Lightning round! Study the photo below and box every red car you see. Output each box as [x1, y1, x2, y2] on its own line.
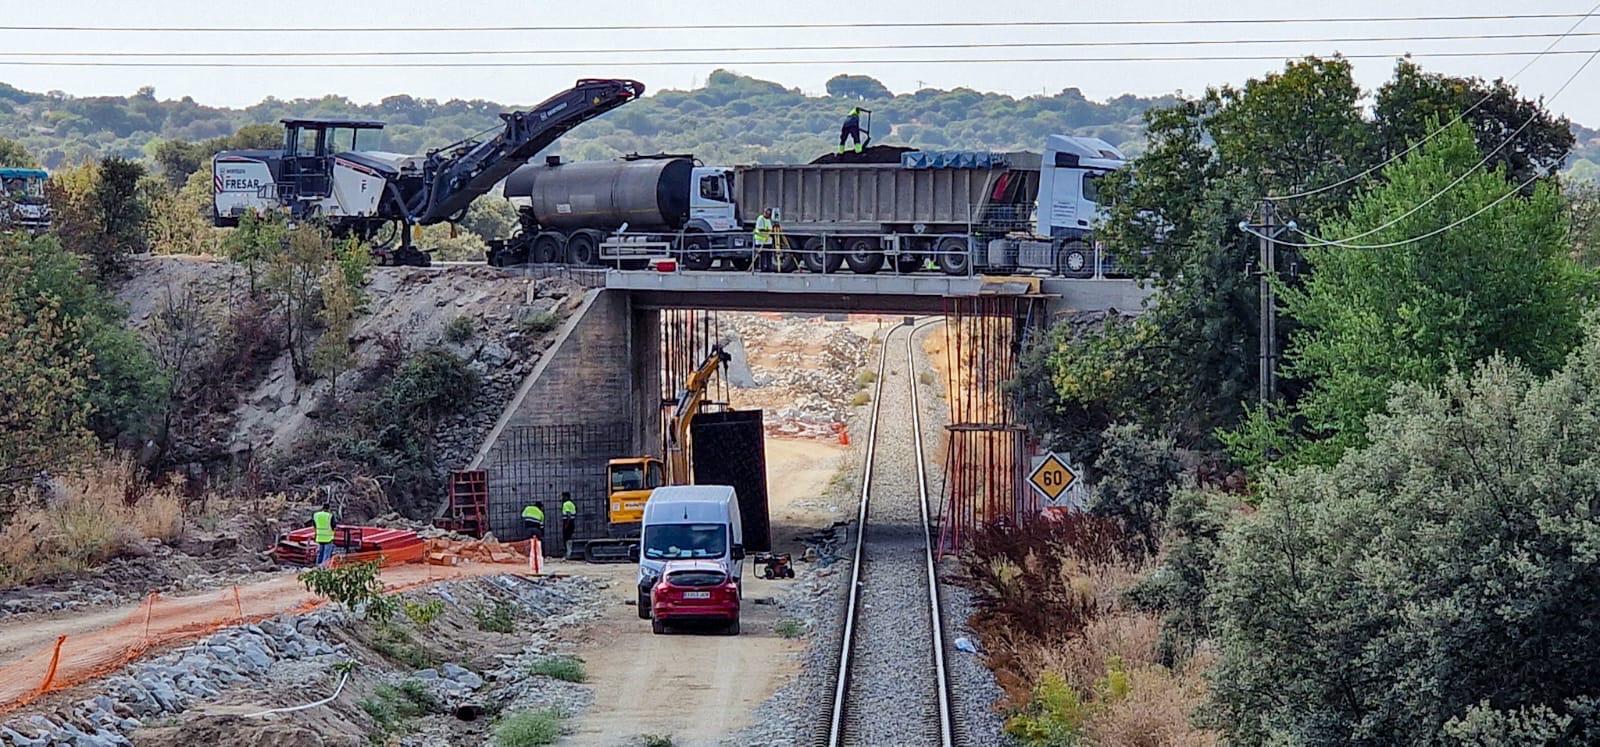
[650, 560, 740, 635]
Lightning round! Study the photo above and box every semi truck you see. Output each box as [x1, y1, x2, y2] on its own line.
[487, 134, 1128, 277]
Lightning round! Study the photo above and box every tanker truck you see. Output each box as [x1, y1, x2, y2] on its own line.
[487, 154, 748, 269]
[489, 134, 1127, 277]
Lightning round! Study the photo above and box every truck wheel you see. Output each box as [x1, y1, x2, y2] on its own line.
[801, 237, 845, 274]
[844, 238, 883, 274]
[637, 588, 652, 619]
[532, 233, 562, 264]
[681, 235, 713, 271]
[652, 619, 666, 635]
[936, 236, 971, 275]
[1057, 240, 1093, 278]
[566, 232, 599, 266]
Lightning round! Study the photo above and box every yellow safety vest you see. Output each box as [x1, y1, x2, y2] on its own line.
[562, 500, 577, 518]
[522, 505, 545, 522]
[754, 215, 774, 246]
[313, 511, 334, 544]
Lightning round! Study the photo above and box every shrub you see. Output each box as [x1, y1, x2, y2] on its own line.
[401, 598, 445, 627]
[367, 625, 437, 669]
[361, 679, 441, 736]
[1005, 671, 1090, 745]
[527, 655, 586, 683]
[850, 391, 871, 406]
[641, 735, 674, 747]
[519, 310, 561, 336]
[1088, 423, 1180, 557]
[775, 619, 805, 639]
[856, 370, 877, 386]
[444, 315, 475, 344]
[298, 560, 396, 622]
[474, 600, 517, 633]
[495, 709, 563, 747]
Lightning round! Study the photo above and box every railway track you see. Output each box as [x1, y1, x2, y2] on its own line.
[826, 318, 954, 747]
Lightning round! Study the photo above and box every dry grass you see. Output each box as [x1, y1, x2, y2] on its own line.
[1086, 657, 1217, 747]
[0, 454, 185, 586]
[1020, 613, 1162, 694]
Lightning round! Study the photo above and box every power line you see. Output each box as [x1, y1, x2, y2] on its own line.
[0, 12, 1594, 33]
[7, 49, 1600, 69]
[12, 31, 1600, 58]
[1269, 1, 1600, 201]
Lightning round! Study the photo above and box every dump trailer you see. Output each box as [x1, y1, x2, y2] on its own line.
[489, 154, 746, 269]
[732, 135, 1128, 277]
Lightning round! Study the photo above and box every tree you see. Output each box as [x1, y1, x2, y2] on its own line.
[313, 265, 356, 399]
[1086, 423, 1180, 557]
[267, 222, 332, 382]
[1375, 59, 1573, 187]
[45, 157, 151, 280]
[1227, 121, 1587, 469]
[458, 196, 518, 244]
[222, 209, 287, 295]
[1210, 326, 1600, 745]
[825, 74, 893, 101]
[0, 136, 36, 168]
[146, 287, 208, 458]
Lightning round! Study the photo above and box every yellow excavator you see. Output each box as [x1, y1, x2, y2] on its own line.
[579, 344, 731, 562]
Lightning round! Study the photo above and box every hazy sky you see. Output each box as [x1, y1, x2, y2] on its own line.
[7, 1, 1600, 123]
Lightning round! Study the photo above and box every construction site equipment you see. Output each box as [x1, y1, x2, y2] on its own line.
[691, 409, 772, 552]
[755, 552, 795, 579]
[578, 344, 732, 563]
[1, 167, 50, 234]
[213, 78, 644, 266]
[270, 525, 426, 567]
[436, 469, 491, 537]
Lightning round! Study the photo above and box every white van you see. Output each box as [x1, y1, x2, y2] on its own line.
[633, 485, 744, 619]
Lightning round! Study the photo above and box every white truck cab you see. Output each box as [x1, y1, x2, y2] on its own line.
[634, 485, 745, 619]
[1036, 134, 1128, 239]
[688, 166, 738, 232]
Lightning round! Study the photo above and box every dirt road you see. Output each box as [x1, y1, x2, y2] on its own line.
[568, 436, 847, 746]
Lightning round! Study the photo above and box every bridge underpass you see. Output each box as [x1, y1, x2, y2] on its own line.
[466, 269, 1155, 551]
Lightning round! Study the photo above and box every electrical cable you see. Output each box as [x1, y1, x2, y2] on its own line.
[8, 49, 1600, 68]
[1268, 0, 1600, 201]
[2, 12, 1594, 33]
[1276, 43, 1600, 248]
[13, 31, 1600, 58]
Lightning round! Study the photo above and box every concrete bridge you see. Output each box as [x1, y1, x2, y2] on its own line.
[462, 268, 1154, 544]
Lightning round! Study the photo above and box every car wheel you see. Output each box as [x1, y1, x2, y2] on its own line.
[532, 233, 561, 264]
[724, 619, 740, 636]
[637, 588, 651, 620]
[652, 619, 666, 635]
[566, 232, 598, 266]
[681, 235, 713, 270]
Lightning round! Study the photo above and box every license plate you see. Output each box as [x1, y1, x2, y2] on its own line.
[683, 591, 711, 599]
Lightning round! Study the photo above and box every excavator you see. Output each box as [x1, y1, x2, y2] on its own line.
[211, 78, 644, 266]
[578, 344, 732, 562]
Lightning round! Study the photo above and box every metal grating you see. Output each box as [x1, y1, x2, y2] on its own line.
[485, 422, 631, 546]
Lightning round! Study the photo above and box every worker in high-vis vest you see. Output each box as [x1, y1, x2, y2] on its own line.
[522, 501, 546, 541]
[560, 492, 578, 551]
[838, 106, 864, 154]
[753, 207, 777, 272]
[312, 509, 336, 567]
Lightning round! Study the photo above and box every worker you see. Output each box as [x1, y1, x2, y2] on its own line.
[560, 492, 578, 549]
[312, 508, 336, 567]
[522, 501, 546, 541]
[753, 207, 776, 272]
[838, 106, 864, 154]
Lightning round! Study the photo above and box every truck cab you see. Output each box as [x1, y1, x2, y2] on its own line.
[1, 167, 50, 234]
[1035, 134, 1127, 240]
[214, 118, 393, 225]
[688, 166, 737, 232]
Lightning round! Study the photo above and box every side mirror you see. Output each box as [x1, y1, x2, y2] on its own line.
[731, 544, 745, 561]
[628, 545, 640, 562]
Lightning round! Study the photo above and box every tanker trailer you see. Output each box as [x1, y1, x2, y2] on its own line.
[488, 154, 744, 269]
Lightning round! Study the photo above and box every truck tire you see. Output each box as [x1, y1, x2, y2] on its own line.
[681, 234, 713, 271]
[566, 232, 599, 266]
[532, 233, 562, 264]
[936, 236, 971, 275]
[637, 588, 652, 619]
[1057, 240, 1093, 278]
[844, 237, 883, 274]
[801, 237, 845, 274]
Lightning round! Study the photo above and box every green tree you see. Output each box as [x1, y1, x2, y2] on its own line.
[825, 74, 893, 100]
[458, 196, 518, 244]
[267, 222, 332, 382]
[222, 209, 287, 295]
[1210, 327, 1600, 745]
[45, 157, 151, 280]
[1086, 423, 1180, 557]
[0, 136, 36, 168]
[1229, 121, 1587, 469]
[314, 264, 356, 399]
[1375, 59, 1573, 186]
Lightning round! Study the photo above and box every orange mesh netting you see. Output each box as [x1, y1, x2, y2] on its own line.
[0, 543, 532, 714]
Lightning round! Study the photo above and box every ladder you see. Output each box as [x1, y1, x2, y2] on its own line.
[437, 470, 490, 537]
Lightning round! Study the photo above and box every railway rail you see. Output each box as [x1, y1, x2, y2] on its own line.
[826, 317, 954, 747]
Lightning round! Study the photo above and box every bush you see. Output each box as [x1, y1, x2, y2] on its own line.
[775, 619, 805, 639]
[474, 600, 517, 633]
[527, 655, 586, 683]
[444, 315, 475, 344]
[367, 625, 437, 669]
[519, 310, 561, 336]
[298, 560, 396, 622]
[0, 454, 184, 586]
[1088, 423, 1181, 557]
[850, 391, 871, 406]
[361, 679, 441, 736]
[495, 709, 564, 747]
[856, 370, 877, 386]
[401, 598, 445, 627]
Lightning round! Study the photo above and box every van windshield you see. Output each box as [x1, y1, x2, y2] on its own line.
[643, 523, 726, 560]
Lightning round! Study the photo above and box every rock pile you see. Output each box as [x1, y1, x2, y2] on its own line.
[722, 314, 871, 440]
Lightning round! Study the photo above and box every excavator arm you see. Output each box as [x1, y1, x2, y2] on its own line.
[409, 78, 645, 225]
[664, 345, 732, 484]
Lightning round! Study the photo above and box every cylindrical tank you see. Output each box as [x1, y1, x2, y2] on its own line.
[504, 157, 693, 233]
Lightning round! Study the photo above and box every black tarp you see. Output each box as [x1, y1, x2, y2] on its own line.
[690, 410, 772, 552]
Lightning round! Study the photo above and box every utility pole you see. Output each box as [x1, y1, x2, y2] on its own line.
[1252, 200, 1281, 404]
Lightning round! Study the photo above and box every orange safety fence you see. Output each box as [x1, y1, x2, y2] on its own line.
[0, 541, 533, 715]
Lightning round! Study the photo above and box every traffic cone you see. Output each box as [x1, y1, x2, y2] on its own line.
[528, 536, 543, 575]
[836, 423, 850, 446]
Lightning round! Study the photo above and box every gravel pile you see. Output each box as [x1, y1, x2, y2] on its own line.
[723, 314, 871, 439]
[1, 611, 348, 746]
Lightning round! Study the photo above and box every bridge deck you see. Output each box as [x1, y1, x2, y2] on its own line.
[604, 269, 1153, 315]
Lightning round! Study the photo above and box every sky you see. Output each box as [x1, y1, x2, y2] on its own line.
[6, 0, 1600, 124]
